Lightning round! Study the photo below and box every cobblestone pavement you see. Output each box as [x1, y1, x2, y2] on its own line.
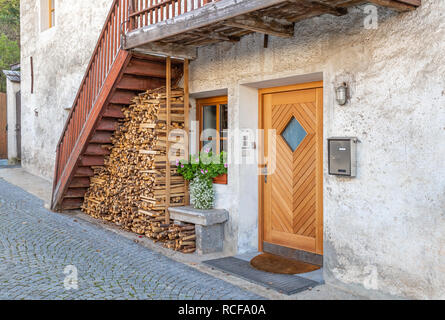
[0, 178, 263, 300]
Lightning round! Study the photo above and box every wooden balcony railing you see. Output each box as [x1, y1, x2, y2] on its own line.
[52, 0, 217, 208]
[128, 0, 219, 31]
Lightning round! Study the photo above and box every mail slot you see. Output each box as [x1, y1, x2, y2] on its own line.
[328, 137, 357, 177]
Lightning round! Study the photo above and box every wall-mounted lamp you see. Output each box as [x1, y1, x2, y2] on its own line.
[335, 82, 348, 106]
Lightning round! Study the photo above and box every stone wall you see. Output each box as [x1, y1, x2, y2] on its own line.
[20, 0, 111, 180]
[188, 0, 445, 299]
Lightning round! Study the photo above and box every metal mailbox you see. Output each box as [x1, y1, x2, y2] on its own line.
[328, 137, 358, 177]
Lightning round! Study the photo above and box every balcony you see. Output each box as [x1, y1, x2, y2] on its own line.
[123, 0, 421, 59]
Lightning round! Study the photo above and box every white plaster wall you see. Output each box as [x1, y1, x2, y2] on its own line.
[188, 0, 445, 299]
[6, 79, 21, 162]
[20, 0, 112, 180]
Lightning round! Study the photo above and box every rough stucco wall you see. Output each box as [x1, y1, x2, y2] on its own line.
[188, 0, 445, 299]
[20, 0, 112, 180]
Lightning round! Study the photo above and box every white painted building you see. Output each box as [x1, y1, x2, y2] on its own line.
[20, 0, 111, 179]
[20, 0, 445, 299]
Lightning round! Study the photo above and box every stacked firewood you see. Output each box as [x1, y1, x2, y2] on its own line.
[163, 224, 196, 253]
[82, 87, 195, 253]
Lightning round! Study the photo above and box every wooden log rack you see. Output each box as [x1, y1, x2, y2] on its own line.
[165, 57, 190, 224]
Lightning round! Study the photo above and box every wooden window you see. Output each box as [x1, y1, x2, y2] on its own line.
[197, 96, 228, 184]
[49, 0, 55, 28]
[197, 96, 228, 153]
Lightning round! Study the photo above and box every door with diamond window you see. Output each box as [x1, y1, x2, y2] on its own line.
[260, 82, 323, 254]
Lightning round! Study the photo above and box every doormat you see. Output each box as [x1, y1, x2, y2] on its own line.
[203, 257, 320, 295]
[250, 253, 321, 275]
[0, 160, 20, 169]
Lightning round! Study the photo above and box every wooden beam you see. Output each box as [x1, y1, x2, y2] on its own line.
[395, 0, 421, 5]
[183, 59, 190, 206]
[189, 31, 240, 43]
[224, 15, 294, 38]
[165, 56, 171, 224]
[30, 56, 33, 94]
[288, 0, 348, 17]
[132, 42, 197, 60]
[367, 0, 420, 11]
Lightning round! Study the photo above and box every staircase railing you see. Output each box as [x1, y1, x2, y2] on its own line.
[52, 0, 129, 207]
[52, 0, 218, 208]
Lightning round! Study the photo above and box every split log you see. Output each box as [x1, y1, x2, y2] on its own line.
[81, 87, 195, 253]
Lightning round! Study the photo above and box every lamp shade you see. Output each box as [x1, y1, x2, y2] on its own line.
[336, 83, 348, 105]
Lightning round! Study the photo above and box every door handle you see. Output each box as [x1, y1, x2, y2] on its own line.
[262, 165, 268, 183]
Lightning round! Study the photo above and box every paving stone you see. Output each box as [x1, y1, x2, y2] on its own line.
[0, 178, 262, 300]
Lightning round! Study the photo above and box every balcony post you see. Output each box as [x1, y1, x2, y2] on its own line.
[128, 0, 136, 30]
[165, 56, 172, 224]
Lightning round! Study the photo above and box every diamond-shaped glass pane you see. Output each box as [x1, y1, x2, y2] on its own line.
[281, 117, 307, 152]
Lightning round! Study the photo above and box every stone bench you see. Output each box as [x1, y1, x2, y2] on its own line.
[168, 206, 229, 255]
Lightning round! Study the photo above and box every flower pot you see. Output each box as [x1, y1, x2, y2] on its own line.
[213, 173, 228, 185]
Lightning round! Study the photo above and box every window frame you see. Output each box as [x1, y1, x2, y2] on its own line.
[196, 96, 228, 185]
[196, 96, 228, 154]
[49, 0, 55, 28]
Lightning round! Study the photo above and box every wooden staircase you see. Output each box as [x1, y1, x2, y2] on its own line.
[51, 0, 185, 211]
[53, 52, 183, 211]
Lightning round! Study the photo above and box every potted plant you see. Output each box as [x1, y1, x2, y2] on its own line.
[176, 151, 228, 210]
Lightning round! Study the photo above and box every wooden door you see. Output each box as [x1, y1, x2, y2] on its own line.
[260, 82, 323, 255]
[16, 91, 21, 159]
[0, 92, 7, 159]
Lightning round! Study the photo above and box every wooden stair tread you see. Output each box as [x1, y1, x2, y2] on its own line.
[110, 90, 139, 105]
[61, 198, 84, 210]
[69, 177, 90, 188]
[124, 59, 166, 78]
[74, 167, 95, 177]
[85, 144, 111, 156]
[117, 75, 165, 91]
[79, 156, 105, 167]
[96, 119, 119, 131]
[64, 188, 88, 198]
[90, 131, 113, 143]
[103, 104, 125, 118]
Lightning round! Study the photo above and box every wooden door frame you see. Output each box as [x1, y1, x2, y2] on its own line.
[258, 81, 323, 253]
[15, 91, 21, 160]
[0, 92, 7, 159]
